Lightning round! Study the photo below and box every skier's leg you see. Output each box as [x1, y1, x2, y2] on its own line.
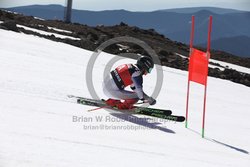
[102, 76, 122, 106]
[124, 98, 139, 105]
[105, 99, 121, 107]
[106, 88, 139, 109]
[103, 76, 138, 99]
[103, 76, 139, 109]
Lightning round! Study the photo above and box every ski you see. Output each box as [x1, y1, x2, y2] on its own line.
[68, 95, 185, 122]
[68, 95, 172, 115]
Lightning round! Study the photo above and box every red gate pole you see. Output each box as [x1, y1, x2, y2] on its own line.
[185, 80, 190, 128]
[202, 16, 212, 138]
[185, 15, 195, 128]
[190, 15, 195, 49]
[202, 84, 208, 138]
[207, 16, 213, 57]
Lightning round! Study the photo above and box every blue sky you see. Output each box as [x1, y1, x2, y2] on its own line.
[0, 0, 249, 11]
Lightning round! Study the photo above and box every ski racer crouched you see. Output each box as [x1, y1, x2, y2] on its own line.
[103, 56, 156, 109]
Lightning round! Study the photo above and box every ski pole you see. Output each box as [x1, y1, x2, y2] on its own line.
[87, 105, 110, 112]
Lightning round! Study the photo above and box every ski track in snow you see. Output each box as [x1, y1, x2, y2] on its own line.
[0, 29, 250, 167]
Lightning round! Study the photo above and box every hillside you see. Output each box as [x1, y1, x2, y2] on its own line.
[0, 21, 250, 167]
[198, 36, 250, 57]
[0, 9, 250, 87]
[5, 5, 250, 57]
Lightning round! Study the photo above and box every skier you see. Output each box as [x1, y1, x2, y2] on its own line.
[103, 56, 156, 109]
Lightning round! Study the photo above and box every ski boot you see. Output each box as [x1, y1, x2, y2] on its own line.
[116, 98, 138, 110]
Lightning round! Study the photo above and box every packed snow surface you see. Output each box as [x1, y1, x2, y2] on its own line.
[175, 52, 250, 74]
[17, 24, 80, 40]
[47, 26, 73, 34]
[0, 29, 250, 167]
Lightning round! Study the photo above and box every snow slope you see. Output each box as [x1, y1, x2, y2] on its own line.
[175, 52, 250, 74]
[209, 58, 250, 74]
[0, 29, 250, 167]
[17, 24, 80, 40]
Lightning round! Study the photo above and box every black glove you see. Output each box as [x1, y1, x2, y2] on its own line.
[142, 97, 156, 105]
[148, 97, 156, 105]
[130, 85, 136, 90]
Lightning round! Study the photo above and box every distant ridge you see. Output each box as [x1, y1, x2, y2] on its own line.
[156, 7, 247, 14]
[198, 36, 250, 57]
[4, 4, 65, 10]
[5, 5, 250, 57]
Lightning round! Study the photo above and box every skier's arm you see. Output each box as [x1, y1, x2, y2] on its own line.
[131, 76, 156, 105]
[131, 76, 144, 100]
[130, 65, 156, 105]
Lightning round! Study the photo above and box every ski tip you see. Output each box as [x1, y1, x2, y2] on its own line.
[175, 116, 185, 122]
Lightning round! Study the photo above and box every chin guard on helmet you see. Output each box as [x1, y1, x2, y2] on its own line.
[136, 56, 154, 73]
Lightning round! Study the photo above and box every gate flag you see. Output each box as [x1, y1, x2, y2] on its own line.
[185, 15, 212, 138]
[188, 49, 209, 86]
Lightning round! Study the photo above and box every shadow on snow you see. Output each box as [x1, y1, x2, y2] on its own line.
[110, 112, 175, 134]
[187, 128, 249, 155]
